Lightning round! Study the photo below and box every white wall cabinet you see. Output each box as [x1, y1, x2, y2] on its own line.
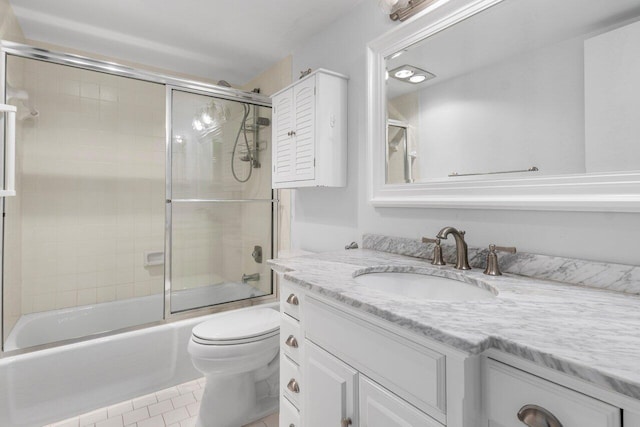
[271, 69, 348, 189]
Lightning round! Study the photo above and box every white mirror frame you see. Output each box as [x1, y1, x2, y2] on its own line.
[367, 0, 640, 212]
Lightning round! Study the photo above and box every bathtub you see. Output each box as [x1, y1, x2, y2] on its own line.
[0, 295, 276, 427]
[5, 282, 267, 351]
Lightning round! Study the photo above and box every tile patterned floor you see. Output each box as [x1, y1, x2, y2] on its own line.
[43, 378, 278, 427]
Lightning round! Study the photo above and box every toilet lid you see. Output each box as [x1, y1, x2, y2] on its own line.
[192, 308, 280, 344]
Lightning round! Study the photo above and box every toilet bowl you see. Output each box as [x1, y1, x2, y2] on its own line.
[188, 307, 280, 427]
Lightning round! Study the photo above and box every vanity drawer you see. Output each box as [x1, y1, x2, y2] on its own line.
[305, 297, 446, 421]
[281, 313, 302, 363]
[281, 355, 302, 409]
[281, 281, 303, 320]
[280, 395, 301, 427]
[485, 359, 621, 427]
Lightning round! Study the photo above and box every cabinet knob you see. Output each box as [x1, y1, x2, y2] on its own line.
[285, 335, 299, 348]
[517, 404, 562, 427]
[287, 378, 300, 393]
[286, 293, 299, 306]
[341, 418, 352, 427]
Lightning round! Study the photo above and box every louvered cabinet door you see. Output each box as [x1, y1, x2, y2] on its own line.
[273, 89, 294, 184]
[292, 76, 316, 182]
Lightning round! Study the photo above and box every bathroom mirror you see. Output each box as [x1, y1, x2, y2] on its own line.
[367, 0, 640, 211]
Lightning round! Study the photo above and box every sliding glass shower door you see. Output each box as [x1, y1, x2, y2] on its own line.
[168, 89, 274, 313]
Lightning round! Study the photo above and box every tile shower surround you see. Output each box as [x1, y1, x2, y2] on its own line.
[7, 58, 166, 317]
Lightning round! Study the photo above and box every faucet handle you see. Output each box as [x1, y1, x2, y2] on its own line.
[422, 237, 446, 266]
[491, 244, 516, 254]
[483, 244, 517, 276]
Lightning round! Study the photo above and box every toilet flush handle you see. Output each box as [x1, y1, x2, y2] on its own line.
[286, 293, 299, 305]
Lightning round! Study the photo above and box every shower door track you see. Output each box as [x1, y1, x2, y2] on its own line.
[0, 41, 277, 357]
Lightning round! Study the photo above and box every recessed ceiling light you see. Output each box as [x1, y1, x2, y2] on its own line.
[388, 64, 436, 84]
[394, 69, 414, 79]
[389, 50, 405, 60]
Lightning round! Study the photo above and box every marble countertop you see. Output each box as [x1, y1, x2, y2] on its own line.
[269, 249, 640, 400]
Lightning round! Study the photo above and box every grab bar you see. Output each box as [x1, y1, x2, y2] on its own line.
[0, 103, 17, 197]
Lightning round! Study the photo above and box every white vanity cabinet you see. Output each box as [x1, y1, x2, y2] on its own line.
[271, 69, 348, 189]
[278, 279, 450, 427]
[277, 278, 638, 427]
[279, 282, 304, 427]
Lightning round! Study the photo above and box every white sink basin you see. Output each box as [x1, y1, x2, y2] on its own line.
[353, 271, 497, 301]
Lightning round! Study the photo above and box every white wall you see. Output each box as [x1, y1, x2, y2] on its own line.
[290, 0, 639, 266]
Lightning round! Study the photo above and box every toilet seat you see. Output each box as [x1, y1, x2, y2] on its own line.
[191, 308, 279, 346]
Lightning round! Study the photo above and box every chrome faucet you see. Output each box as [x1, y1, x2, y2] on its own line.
[436, 226, 471, 270]
[241, 273, 260, 283]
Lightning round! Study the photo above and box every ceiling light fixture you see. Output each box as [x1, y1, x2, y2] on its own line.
[394, 69, 414, 79]
[388, 64, 436, 84]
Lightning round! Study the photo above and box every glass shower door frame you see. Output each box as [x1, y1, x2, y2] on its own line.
[164, 86, 277, 320]
[0, 41, 277, 356]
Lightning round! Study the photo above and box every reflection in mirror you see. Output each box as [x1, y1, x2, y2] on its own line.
[387, 120, 417, 183]
[384, 0, 640, 184]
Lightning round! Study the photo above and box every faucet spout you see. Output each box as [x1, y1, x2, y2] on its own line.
[436, 226, 471, 270]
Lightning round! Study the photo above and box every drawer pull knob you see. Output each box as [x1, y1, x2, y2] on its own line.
[286, 293, 299, 305]
[341, 418, 352, 427]
[518, 404, 562, 427]
[285, 335, 299, 348]
[287, 378, 300, 393]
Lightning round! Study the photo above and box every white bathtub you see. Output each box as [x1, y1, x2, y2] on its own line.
[0, 297, 276, 427]
[5, 282, 267, 351]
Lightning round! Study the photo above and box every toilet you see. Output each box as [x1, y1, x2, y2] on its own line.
[188, 307, 280, 427]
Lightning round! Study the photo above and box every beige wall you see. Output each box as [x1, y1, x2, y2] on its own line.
[242, 56, 293, 255]
[0, 0, 25, 42]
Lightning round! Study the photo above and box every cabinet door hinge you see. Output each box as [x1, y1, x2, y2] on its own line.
[314, 86, 316, 95]
[314, 158, 316, 167]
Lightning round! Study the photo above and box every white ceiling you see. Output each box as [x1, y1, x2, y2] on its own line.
[9, 0, 365, 85]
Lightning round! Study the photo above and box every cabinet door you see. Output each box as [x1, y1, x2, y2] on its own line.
[360, 376, 442, 427]
[273, 88, 294, 183]
[292, 76, 316, 182]
[304, 341, 357, 427]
